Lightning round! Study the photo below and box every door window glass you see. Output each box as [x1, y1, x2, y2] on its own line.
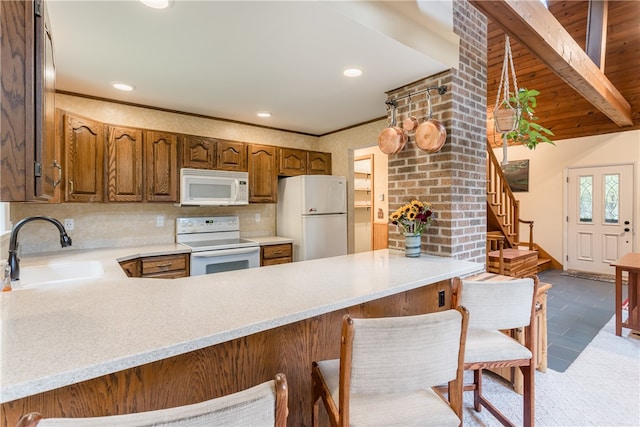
[604, 174, 619, 224]
[579, 175, 593, 222]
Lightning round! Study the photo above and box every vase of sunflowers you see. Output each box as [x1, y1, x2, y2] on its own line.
[389, 200, 434, 257]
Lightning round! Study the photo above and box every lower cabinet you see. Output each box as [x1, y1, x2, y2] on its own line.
[260, 243, 292, 266]
[119, 253, 190, 279]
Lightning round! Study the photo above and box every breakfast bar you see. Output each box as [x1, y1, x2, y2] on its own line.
[0, 247, 482, 427]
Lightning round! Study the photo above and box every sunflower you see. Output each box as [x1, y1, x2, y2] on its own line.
[388, 199, 434, 234]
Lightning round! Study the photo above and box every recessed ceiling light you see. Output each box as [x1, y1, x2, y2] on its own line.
[343, 67, 363, 78]
[112, 82, 135, 91]
[141, 0, 174, 9]
[257, 112, 271, 118]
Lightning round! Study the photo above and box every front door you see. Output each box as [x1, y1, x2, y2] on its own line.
[566, 164, 634, 274]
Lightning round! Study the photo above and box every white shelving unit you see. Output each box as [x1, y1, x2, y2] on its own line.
[354, 155, 373, 252]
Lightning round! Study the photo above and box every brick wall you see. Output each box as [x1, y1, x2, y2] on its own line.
[387, 0, 487, 263]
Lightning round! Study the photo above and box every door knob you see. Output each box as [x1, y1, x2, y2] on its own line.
[624, 228, 630, 232]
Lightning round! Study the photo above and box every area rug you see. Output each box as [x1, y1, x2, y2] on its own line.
[463, 315, 640, 426]
[561, 269, 627, 284]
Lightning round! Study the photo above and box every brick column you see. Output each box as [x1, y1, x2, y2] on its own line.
[387, 0, 487, 263]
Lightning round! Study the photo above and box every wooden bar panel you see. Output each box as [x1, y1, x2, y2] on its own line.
[0, 280, 450, 427]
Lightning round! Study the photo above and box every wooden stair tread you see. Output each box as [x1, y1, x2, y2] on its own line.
[488, 248, 538, 259]
[488, 248, 538, 278]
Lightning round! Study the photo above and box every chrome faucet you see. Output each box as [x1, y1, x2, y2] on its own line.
[7, 216, 72, 282]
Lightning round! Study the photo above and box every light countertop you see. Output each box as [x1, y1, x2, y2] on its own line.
[247, 236, 294, 246]
[0, 247, 482, 403]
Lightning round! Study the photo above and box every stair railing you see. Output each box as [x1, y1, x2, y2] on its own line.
[486, 147, 520, 246]
[519, 219, 534, 250]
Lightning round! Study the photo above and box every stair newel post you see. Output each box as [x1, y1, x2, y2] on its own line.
[514, 200, 520, 244]
[486, 158, 492, 199]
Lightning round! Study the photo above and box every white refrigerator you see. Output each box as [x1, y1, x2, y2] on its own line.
[277, 175, 347, 262]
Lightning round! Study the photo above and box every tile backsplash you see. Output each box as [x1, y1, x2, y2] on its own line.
[10, 202, 276, 255]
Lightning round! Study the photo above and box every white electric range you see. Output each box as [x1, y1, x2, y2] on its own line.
[176, 216, 260, 276]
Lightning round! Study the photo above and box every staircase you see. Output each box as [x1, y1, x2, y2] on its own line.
[486, 147, 558, 275]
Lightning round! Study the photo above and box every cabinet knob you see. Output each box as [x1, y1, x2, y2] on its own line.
[69, 180, 74, 193]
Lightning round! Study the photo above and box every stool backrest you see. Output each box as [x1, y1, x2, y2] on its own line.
[347, 309, 466, 394]
[458, 277, 536, 330]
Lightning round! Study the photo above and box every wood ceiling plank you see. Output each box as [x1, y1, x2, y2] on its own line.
[471, 0, 633, 127]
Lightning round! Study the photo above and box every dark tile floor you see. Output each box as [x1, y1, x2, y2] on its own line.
[538, 269, 623, 372]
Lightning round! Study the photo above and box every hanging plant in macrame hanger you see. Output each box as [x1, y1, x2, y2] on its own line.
[493, 35, 520, 165]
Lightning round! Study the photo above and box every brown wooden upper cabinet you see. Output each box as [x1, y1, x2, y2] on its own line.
[248, 144, 278, 203]
[63, 112, 104, 202]
[1, 0, 59, 201]
[278, 148, 332, 176]
[278, 148, 306, 176]
[106, 126, 143, 202]
[307, 151, 332, 175]
[180, 134, 216, 169]
[145, 131, 178, 202]
[217, 140, 247, 171]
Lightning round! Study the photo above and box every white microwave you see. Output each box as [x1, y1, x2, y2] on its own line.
[179, 168, 249, 206]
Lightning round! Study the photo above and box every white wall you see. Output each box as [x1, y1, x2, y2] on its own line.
[493, 129, 640, 264]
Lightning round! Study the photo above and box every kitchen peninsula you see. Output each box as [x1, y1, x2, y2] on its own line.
[0, 247, 482, 426]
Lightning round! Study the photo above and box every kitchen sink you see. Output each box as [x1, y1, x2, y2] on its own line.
[13, 261, 104, 290]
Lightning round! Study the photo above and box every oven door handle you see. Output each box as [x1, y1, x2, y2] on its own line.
[191, 247, 260, 258]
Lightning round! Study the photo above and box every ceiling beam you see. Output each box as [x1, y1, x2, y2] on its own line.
[470, 0, 633, 127]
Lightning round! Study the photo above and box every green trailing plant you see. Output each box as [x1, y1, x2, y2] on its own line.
[503, 88, 555, 149]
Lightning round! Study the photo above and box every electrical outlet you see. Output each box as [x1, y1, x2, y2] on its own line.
[156, 215, 164, 227]
[255, 213, 261, 223]
[438, 290, 446, 307]
[64, 218, 74, 231]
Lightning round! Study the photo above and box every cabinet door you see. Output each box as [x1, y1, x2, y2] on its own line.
[145, 131, 178, 202]
[278, 148, 306, 176]
[1, 0, 58, 201]
[107, 126, 143, 202]
[180, 135, 216, 169]
[34, 1, 58, 200]
[64, 113, 104, 202]
[307, 151, 332, 175]
[248, 144, 277, 203]
[119, 259, 140, 278]
[216, 140, 247, 171]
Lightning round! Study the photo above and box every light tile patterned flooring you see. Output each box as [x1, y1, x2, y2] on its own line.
[538, 269, 622, 372]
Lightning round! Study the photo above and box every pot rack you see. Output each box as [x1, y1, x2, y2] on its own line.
[384, 85, 447, 108]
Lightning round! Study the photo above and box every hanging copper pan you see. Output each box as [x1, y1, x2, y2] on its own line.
[378, 103, 407, 155]
[402, 96, 419, 132]
[415, 93, 446, 153]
